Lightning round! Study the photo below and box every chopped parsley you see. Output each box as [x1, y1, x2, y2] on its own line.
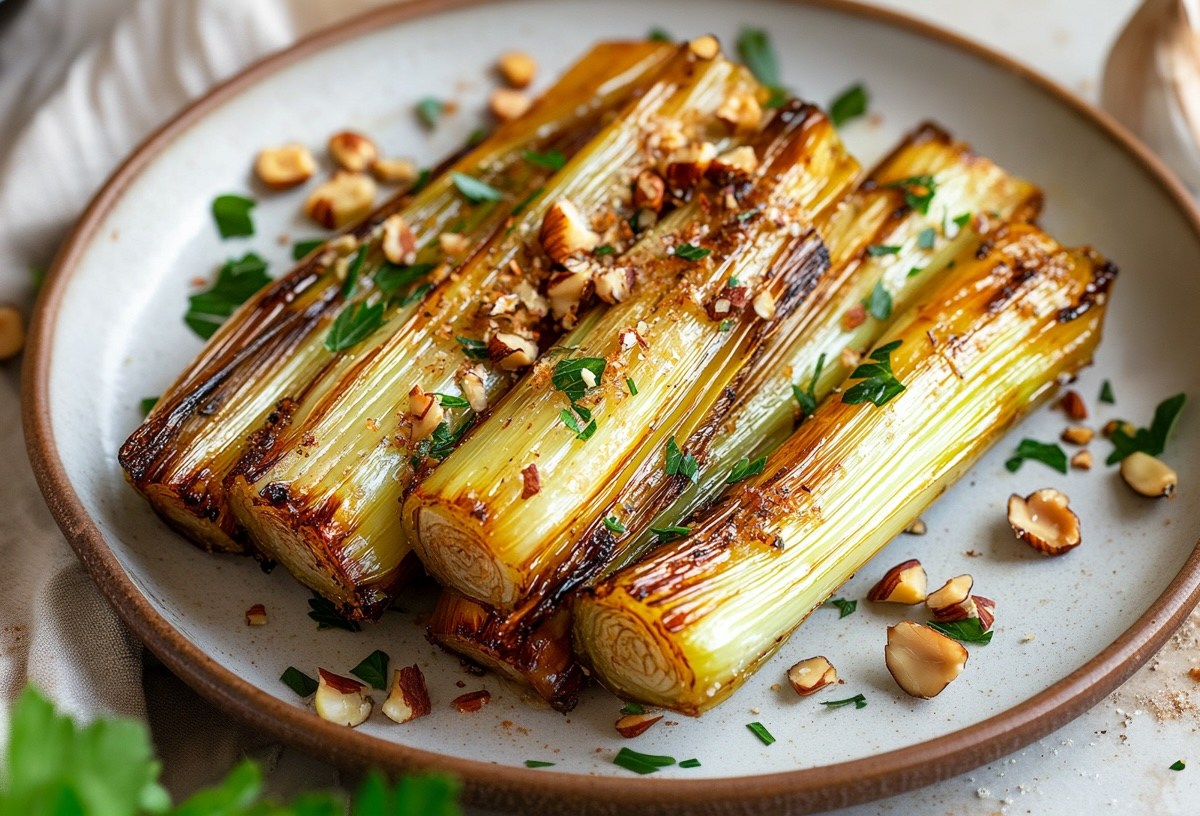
[399, 282, 433, 307]
[292, 237, 325, 260]
[341, 246, 367, 298]
[416, 97, 443, 128]
[650, 524, 690, 543]
[679, 758, 702, 769]
[210, 194, 256, 238]
[647, 27, 672, 42]
[824, 597, 857, 618]
[524, 760, 556, 768]
[424, 415, 475, 461]
[349, 649, 390, 690]
[451, 172, 503, 203]
[867, 244, 901, 257]
[1170, 759, 1186, 771]
[953, 211, 972, 229]
[620, 702, 644, 715]
[865, 280, 892, 321]
[841, 340, 905, 407]
[821, 693, 868, 710]
[906, 266, 925, 279]
[746, 721, 775, 746]
[829, 82, 868, 127]
[560, 405, 597, 441]
[885, 175, 938, 215]
[455, 335, 490, 360]
[1004, 438, 1068, 474]
[665, 436, 699, 483]
[279, 667, 318, 697]
[306, 594, 362, 632]
[613, 747, 675, 775]
[375, 262, 435, 295]
[726, 455, 767, 484]
[1099, 379, 1115, 404]
[1105, 393, 1186, 465]
[718, 318, 734, 332]
[792, 353, 826, 417]
[917, 227, 937, 250]
[185, 252, 271, 339]
[523, 149, 567, 171]
[928, 618, 993, 644]
[594, 244, 616, 256]
[467, 128, 489, 147]
[626, 377, 638, 396]
[433, 393, 470, 409]
[604, 516, 627, 534]
[674, 243, 710, 261]
[552, 356, 606, 402]
[324, 301, 384, 353]
[736, 28, 786, 107]
[139, 396, 158, 416]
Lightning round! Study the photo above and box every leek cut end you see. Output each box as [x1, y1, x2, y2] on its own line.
[410, 501, 518, 609]
[143, 483, 245, 555]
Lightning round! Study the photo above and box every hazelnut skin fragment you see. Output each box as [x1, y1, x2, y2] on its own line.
[884, 621, 968, 699]
[382, 665, 432, 724]
[867, 559, 927, 605]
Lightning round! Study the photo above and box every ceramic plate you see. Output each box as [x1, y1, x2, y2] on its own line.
[24, 0, 1200, 813]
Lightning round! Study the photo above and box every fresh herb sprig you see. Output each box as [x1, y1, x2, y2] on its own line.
[185, 253, 271, 339]
[842, 340, 905, 407]
[211, 194, 256, 238]
[884, 175, 938, 215]
[821, 693, 868, 710]
[824, 597, 857, 618]
[927, 618, 993, 644]
[665, 436, 699, 483]
[792, 353, 826, 417]
[829, 83, 868, 127]
[1004, 438, 1068, 474]
[1105, 393, 1186, 465]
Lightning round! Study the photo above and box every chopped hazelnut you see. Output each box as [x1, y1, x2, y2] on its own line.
[615, 710, 663, 738]
[315, 668, 372, 727]
[786, 656, 840, 696]
[254, 144, 316, 189]
[458, 367, 488, 412]
[633, 169, 666, 213]
[1007, 488, 1081, 556]
[711, 145, 759, 177]
[382, 665, 432, 724]
[408, 385, 444, 442]
[490, 88, 531, 121]
[1061, 425, 1094, 445]
[867, 559, 927, 604]
[540, 199, 600, 264]
[371, 157, 419, 187]
[664, 142, 717, 192]
[595, 267, 634, 304]
[753, 290, 776, 320]
[1103, 419, 1136, 438]
[841, 304, 866, 331]
[688, 34, 720, 60]
[1120, 451, 1177, 498]
[904, 518, 927, 535]
[884, 621, 968, 699]
[304, 172, 376, 229]
[244, 604, 267, 626]
[452, 689, 491, 712]
[521, 463, 541, 499]
[1057, 390, 1088, 420]
[497, 51, 537, 88]
[439, 232, 471, 258]
[381, 214, 418, 265]
[926, 574, 975, 621]
[1070, 449, 1093, 470]
[546, 269, 591, 322]
[717, 91, 763, 134]
[328, 131, 379, 173]
[488, 332, 539, 370]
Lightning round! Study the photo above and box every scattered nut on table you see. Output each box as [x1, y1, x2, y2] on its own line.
[885, 621, 968, 699]
[1007, 488, 1081, 556]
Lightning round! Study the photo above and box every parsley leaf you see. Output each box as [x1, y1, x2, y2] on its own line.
[927, 618, 993, 644]
[604, 516, 627, 534]
[420, 416, 476, 462]
[211, 193, 255, 238]
[665, 436, 699, 483]
[917, 227, 937, 249]
[594, 244, 616, 256]
[746, 721, 775, 745]
[867, 244, 901, 257]
[416, 97, 444, 128]
[433, 393, 471, 409]
[292, 237, 326, 260]
[650, 524, 690, 542]
[613, 747, 675, 775]
[1105, 393, 1186, 465]
[552, 356, 606, 402]
[647, 27, 672, 42]
[1004, 438, 1068, 474]
[829, 82, 868, 127]
[679, 758, 702, 768]
[626, 377, 638, 396]
[139, 396, 159, 416]
[377, 262, 436, 299]
[560, 406, 597, 441]
[349, 649, 390, 690]
[907, 265, 925, 278]
[842, 340, 905, 407]
[792, 353, 826, 417]
[185, 253, 271, 339]
[307, 594, 362, 632]
[324, 301, 384, 353]
[342, 246, 367, 298]
[1170, 759, 1186, 771]
[455, 336, 490, 360]
[821, 693, 868, 710]
[451, 172, 503, 203]
[736, 28, 786, 105]
[952, 211, 972, 229]
[523, 149, 566, 171]
[865, 280, 892, 321]
[674, 243, 710, 261]
[524, 760, 556, 768]
[726, 455, 767, 484]
[1099, 379, 1115, 404]
[280, 667, 318, 697]
[621, 702, 644, 715]
[824, 597, 857, 618]
[884, 175, 938, 215]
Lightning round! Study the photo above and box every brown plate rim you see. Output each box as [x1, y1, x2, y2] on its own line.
[22, 0, 1200, 812]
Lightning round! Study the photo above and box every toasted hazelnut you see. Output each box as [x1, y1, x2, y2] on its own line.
[497, 51, 536, 88]
[1057, 390, 1088, 420]
[1120, 451, 1177, 498]
[244, 603, 267, 626]
[885, 621, 968, 699]
[546, 269, 591, 322]
[254, 144, 316, 189]
[973, 596, 996, 633]
[408, 385, 444, 442]
[452, 689, 491, 712]
[595, 266, 634, 304]
[381, 214, 418, 265]
[1189, 667, 1200, 683]
[1007, 488, 1081, 556]
[786, 656, 840, 696]
[305, 172, 376, 229]
[1061, 425, 1094, 445]
[0, 306, 26, 361]
[615, 710, 663, 738]
[1071, 449, 1093, 470]
[688, 34, 720, 60]
[328, 131, 379, 173]
[664, 142, 717, 192]
[904, 518, 927, 535]
[753, 290, 776, 320]
[382, 665, 431, 724]
[490, 88, 531, 121]
[633, 169, 666, 213]
[926, 574, 975, 621]
[315, 668, 372, 727]
[514, 279, 549, 317]
[488, 332, 539, 370]
[439, 232, 471, 258]
[372, 157, 419, 186]
[458, 367, 488, 412]
[717, 92, 763, 134]
[867, 559, 927, 604]
[540, 199, 600, 264]
[711, 145, 759, 177]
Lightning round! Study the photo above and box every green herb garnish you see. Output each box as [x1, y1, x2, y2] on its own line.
[792, 353, 826, 417]
[736, 28, 785, 106]
[324, 301, 384, 353]
[525, 760, 556, 768]
[679, 758, 702, 769]
[867, 244, 901, 257]
[552, 357, 606, 402]
[907, 266, 924, 278]
[885, 175, 938, 215]
[306, 594, 362, 632]
[594, 244, 616, 256]
[280, 667, 318, 697]
[523, 149, 567, 171]
[647, 27, 672, 42]
[821, 693, 868, 710]
[560, 406, 597, 441]
[650, 524, 690, 543]
[865, 280, 892, 321]
[376, 262, 436, 296]
[842, 340, 905, 407]
[400, 282, 433, 307]
[1099, 379, 1115, 404]
[829, 83, 868, 127]
[746, 721, 775, 745]
[185, 252, 271, 339]
[211, 194, 255, 238]
[613, 747, 675, 775]
[718, 318, 734, 332]
[292, 237, 325, 260]
[626, 377, 638, 396]
[604, 516, 628, 534]
[511, 185, 544, 216]
[341, 246, 367, 298]
[139, 397, 159, 416]
[455, 335, 490, 360]
[1004, 438, 1068, 474]
[621, 702, 645, 715]
[349, 649, 390, 690]
[674, 243, 710, 261]
[451, 172, 503, 203]
[953, 211, 972, 229]
[824, 597, 857, 618]
[416, 97, 444, 128]
[726, 455, 767, 484]
[665, 436, 699, 483]
[425, 415, 475, 461]
[433, 393, 471, 409]
[917, 227, 937, 250]
[927, 618, 993, 644]
[1105, 393, 1186, 465]
[1170, 759, 1186, 771]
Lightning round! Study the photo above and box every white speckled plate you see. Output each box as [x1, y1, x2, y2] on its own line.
[24, 0, 1200, 813]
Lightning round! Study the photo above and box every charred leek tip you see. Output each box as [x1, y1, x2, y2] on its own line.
[576, 223, 1114, 713]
